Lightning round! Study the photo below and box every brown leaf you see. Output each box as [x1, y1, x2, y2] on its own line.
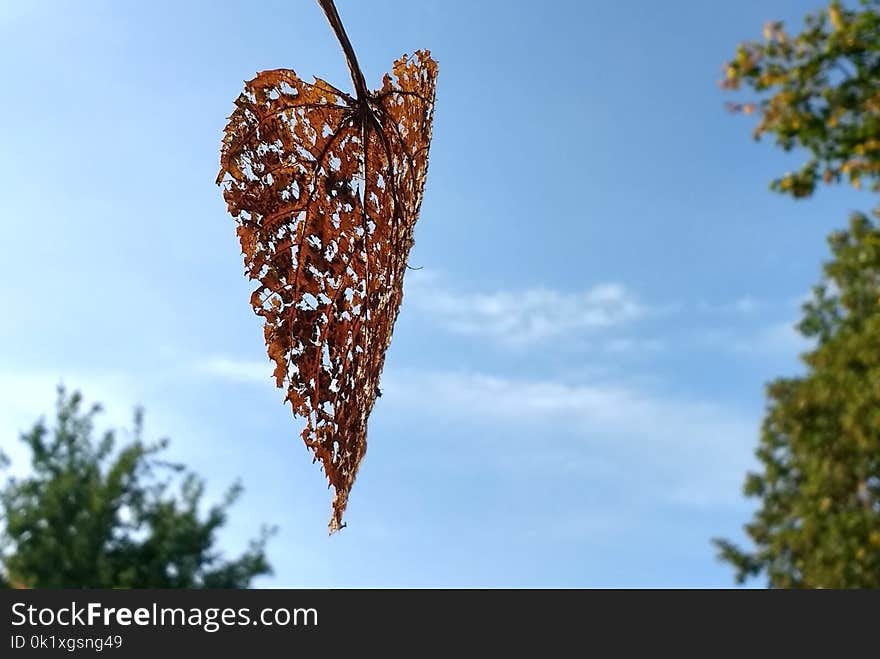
[217, 50, 437, 531]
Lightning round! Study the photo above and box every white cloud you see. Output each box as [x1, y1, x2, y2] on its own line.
[405, 271, 645, 346]
[383, 370, 745, 444]
[196, 356, 274, 384]
[730, 296, 761, 314]
[193, 347, 760, 509]
[602, 337, 665, 354]
[696, 296, 765, 315]
[380, 369, 758, 508]
[744, 320, 812, 356]
[700, 319, 813, 360]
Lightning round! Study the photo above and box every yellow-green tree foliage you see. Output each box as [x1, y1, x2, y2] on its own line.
[717, 1, 880, 587]
[715, 215, 880, 587]
[723, 0, 880, 199]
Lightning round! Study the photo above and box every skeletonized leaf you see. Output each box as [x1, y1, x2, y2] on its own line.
[217, 51, 437, 531]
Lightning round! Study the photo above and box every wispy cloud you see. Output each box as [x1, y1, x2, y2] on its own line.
[728, 296, 761, 315]
[405, 271, 646, 346]
[383, 370, 745, 443]
[195, 356, 274, 384]
[380, 369, 757, 508]
[602, 337, 665, 355]
[700, 319, 813, 360]
[696, 296, 765, 315]
[190, 350, 761, 515]
[739, 320, 812, 356]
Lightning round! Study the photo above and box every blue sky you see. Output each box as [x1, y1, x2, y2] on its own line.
[0, 0, 873, 587]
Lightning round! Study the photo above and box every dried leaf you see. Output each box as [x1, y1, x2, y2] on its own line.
[217, 50, 437, 531]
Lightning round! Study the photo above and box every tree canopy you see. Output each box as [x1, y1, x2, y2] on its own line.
[714, 213, 880, 587]
[0, 388, 274, 588]
[722, 0, 880, 200]
[716, 0, 880, 588]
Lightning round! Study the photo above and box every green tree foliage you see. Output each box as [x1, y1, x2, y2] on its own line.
[714, 213, 880, 587]
[0, 388, 274, 588]
[722, 0, 880, 199]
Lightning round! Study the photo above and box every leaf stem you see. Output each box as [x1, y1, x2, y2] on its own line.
[316, 0, 369, 101]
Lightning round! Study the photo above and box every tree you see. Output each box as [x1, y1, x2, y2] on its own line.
[716, 0, 880, 589]
[0, 387, 274, 588]
[714, 213, 880, 587]
[722, 0, 880, 200]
